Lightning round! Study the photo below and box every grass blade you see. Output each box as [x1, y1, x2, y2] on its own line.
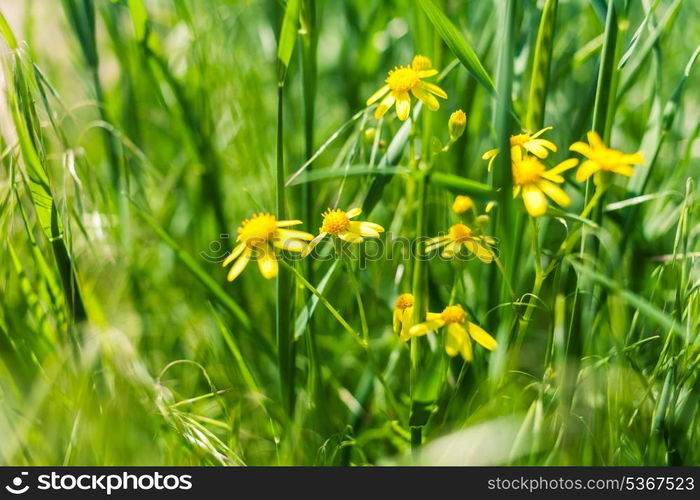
[525, 0, 558, 131]
[417, 0, 495, 93]
[277, 0, 301, 83]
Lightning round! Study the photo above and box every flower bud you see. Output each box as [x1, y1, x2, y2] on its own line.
[476, 214, 490, 227]
[448, 110, 467, 141]
[364, 127, 377, 144]
[452, 195, 474, 215]
[411, 55, 432, 71]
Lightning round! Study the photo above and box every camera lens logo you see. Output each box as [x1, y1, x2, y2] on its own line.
[5, 472, 30, 495]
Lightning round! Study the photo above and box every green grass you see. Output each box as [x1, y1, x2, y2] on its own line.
[0, 0, 698, 466]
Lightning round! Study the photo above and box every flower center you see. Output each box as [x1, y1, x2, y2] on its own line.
[386, 66, 420, 93]
[395, 293, 414, 311]
[441, 305, 466, 324]
[593, 148, 624, 170]
[513, 158, 545, 185]
[449, 223, 473, 243]
[321, 209, 350, 235]
[238, 213, 277, 247]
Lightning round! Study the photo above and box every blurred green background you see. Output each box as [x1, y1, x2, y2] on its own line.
[0, 0, 698, 465]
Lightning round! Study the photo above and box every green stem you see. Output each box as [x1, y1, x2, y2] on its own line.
[276, 84, 295, 417]
[343, 258, 369, 344]
[513, 218, 544, 359]
[543, 185, 607, 278]
[300, 0, 320, 414]
[409, 120, 428, 456]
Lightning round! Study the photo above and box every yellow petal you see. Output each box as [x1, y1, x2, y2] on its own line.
[441, 241, 461, 258]
[541, 171, 564, 183]
[464, 239, 494, 263]
[375, 93, 395, 119]
[522, 184, 548, 217]
[548, 158, 579, 175]
[511, 145, 523, 162]
[349, 221, 380, 238]
[620, 152, 644, 165]
[411, 85, 439, 111]
[586, 130, 604, 149]
[395, 92, 411, 121]
[417, 69, 438, 78]
[460, 336, 473, 362]
[301, 232, 327, 257]
[613, 164, 635, 177]
[421, 81, 448, 99]
[446, 323, 472, 362]
[400, 307, 414, 342]
[276, 219, 303, 227]
[393, 308, 401, 333]
[223, 242, 246, 267]
[367, 84, 390, 105]
[569, 141, 592, 158]
[277, 228, 314, 241]
[339, 231, 364, 244]
[227, 247, 252, 282]
[409, 319, 445, 337]
[273, 238, 307, 253]
[346, 207, 362, 218]
[257, 245, 278, 279]
[576, 160, 600, 182]
[426, 235, 450, 246]
[536, 139, 557, 152]
[466, 321, 497, 351]
[426, 312, 442, 321]
[524, 141, 552, 158]
[482, 148, 498, 160]
[487, 154, 497, 171]
[529, 126, 553, 139]
[536, 179, 570, 208]
[445, 323, 462, 357]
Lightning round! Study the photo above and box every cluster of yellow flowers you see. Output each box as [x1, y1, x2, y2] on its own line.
[393, 296, 496, 362]
[222, 207, 383, 282]
[364, 55, 644, 218]
[221, 55, 645, 363]
[484, 127, 644, 217]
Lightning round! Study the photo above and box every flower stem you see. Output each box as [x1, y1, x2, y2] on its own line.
[300, 0, 320, 409]
[409, 114, 427, 456]
[276, 84, 295, 417]
[512, 217, 544, 361]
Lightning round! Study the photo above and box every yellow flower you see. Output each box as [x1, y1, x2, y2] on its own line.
[482, 126, 558, 171]
[409, 304, 497, 362]
[451, 195, 474, 215]
[366, 55, 447, 121]
[301, 207, 384, 257]
[393, 293, 414, 342]
[512, 147, 578, 217]
[223, 213, 313, 282]
[425, 223, 495, 263]
[570, 131, 644, 183]
[448, 109, 467, 141]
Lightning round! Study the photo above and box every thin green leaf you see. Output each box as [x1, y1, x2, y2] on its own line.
[417, 0, 494, 93]
[526, 0, 558, 131]
[277, 0, 301, 83]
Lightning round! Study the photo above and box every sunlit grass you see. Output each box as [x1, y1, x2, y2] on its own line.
[0, 0, 698, 466]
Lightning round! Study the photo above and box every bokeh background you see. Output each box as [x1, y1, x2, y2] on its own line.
[0, 0, 698, 465]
